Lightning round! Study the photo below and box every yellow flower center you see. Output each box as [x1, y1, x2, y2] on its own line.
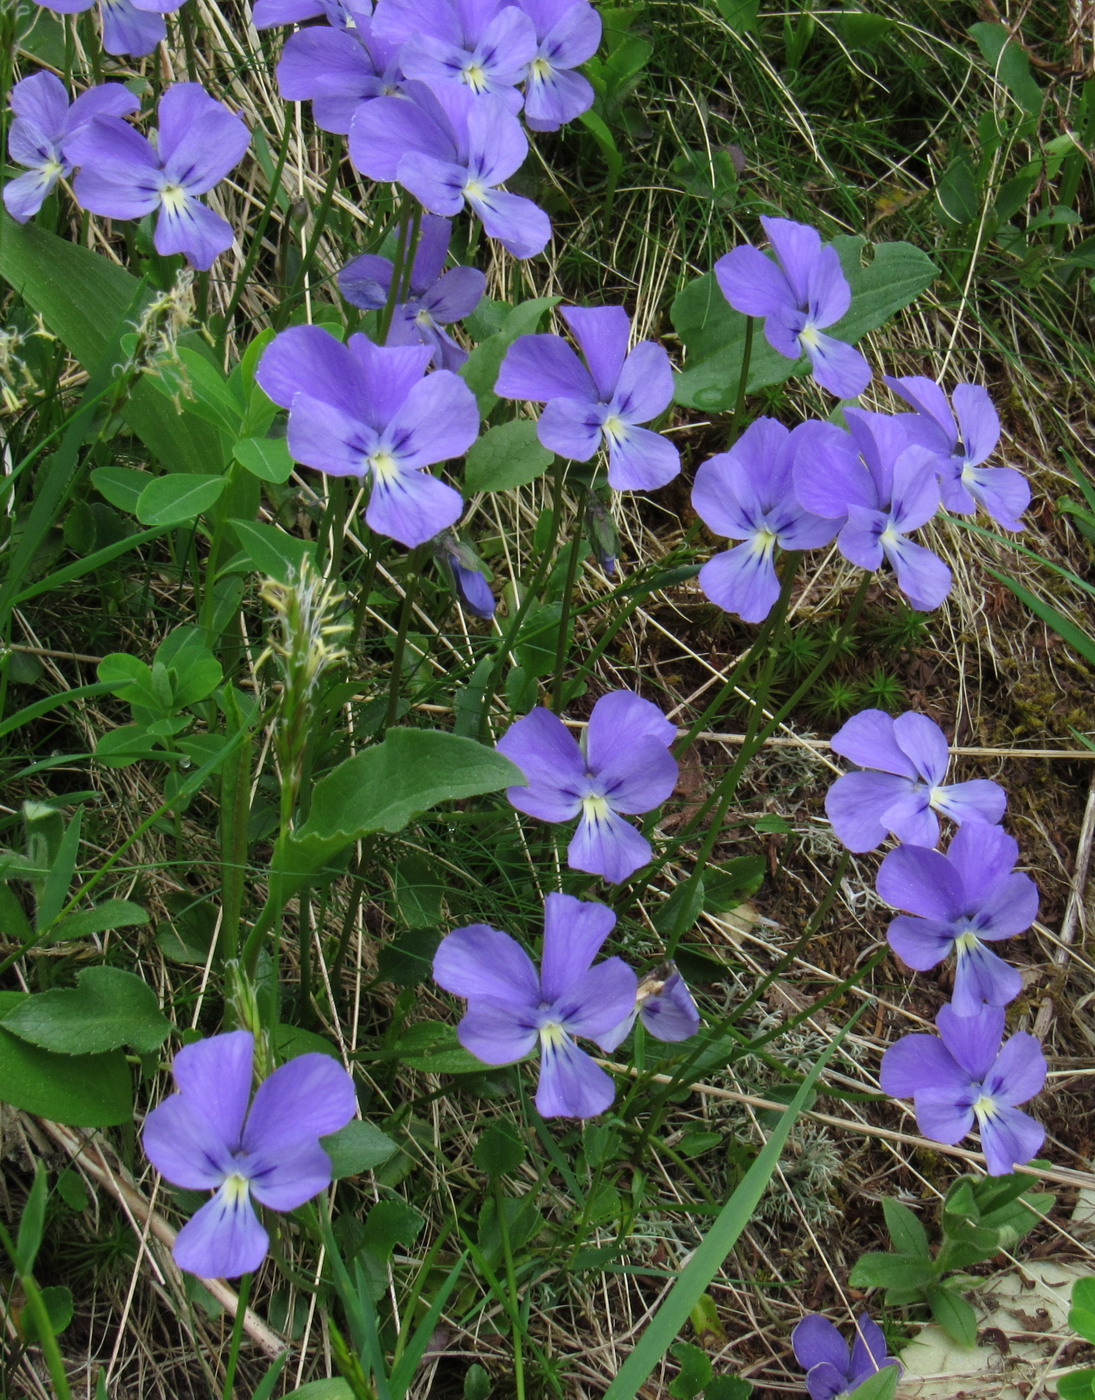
[531, 56, 553, 80]
[972, 1093, 998, 1121]
[160, 183, 189, 214]
[368, 449, 399, 483]
[798, 322, 821, 350]
[221, 1172, 251, 1204]
[463, 62, 488, 92]
[602, 414, 628, 445]
[582, 793, 611, 825]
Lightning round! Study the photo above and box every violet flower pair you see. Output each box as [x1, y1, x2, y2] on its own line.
[497, 689, 678, 884]
[792, 1313, 900, 1400]
[433, 893, 699, 1117]
[143, 1030, 356, 1278]
[34, 0, 187, 56]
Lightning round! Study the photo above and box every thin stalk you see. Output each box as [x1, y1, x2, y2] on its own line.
[377, 203, 422, 344]
[732, 315, 755, 429]
[551, 484, 588, 713]
[383, 546, 425, 731]
[277, 146, 342, 328]
[221, 1272, 252, 1400]
[223, 103, 294, 336]
[494, 1181, 527, 1400]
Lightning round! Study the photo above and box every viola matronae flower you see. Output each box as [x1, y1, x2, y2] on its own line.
[497, 689, 678, 883]
[886, 374, 1030, 531]
[881, 1003, 1046, 1176]
[142, 1030, 356, 1278]
[338, 214, 485, 370]
[518, 0, 600, 131]
[4, 72, 139, 223]
[276, 17, 404, 135]
[599, 964, 700, 1051]
[35, 0, 186, 56]
[692, 416, 838, 622]
[715, 216, 871, 399]
[792, 1312, 901, 1400]
[433, 892, 638, 1116]
[825, 708, 1007, 853]
[65, 83, 250, 270]
[433, 532, 495, 617]
[793, 409, 951, 611]
[349, 81, 550, 259]
[495, 304, 679, 490]
[877, 823, 1036, 1016]
[255, 325, 479, 547]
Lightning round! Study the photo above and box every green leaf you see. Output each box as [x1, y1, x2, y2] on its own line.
[0, 213, 222, 475]
[703, 855, 765, 912]
[233, 435, 295, 484]
[882, 1197, 931, 1258]
[1069, 1277, 1095, 1344]
[970, 21, 1044, 114]
[42, 898, 149, 945]
[1, 966, 170, 1055]
[148, 347, 243, 435]
[394, 852, 445, 929]
[464, 419, 553, 493]
[281, 731, 521, 889]
[228, 518, 316, 583]
[668, 1340, 712, 1398]
[705, 1380, 753, 1400]
[460, 296, 560, 415]
[1058, 1369, 1095, 1400]
[845, 1368, 900, 1400]
[0, 1005, 132, 1126]
[91, 467, 149, 516]
[321, 1121, 398, 1178]
[377, 927, 442, 987]
[393, 1020, 490, 1074]
[19, 1285, 74, 1344]
[654, 877, 705, 938]
[927, 1284, 978, 1348]
[281, 1383, 355, 1400]
[716, 0, 758, 34]
[473, 1121, 526, 1179]
[848, 1251, 936, 1291]
[136, 473, 227, 527]
[600, 1015, 858, 1400]
[936, 155, 981, 226]
[16, 1166, 48, 1274]
[672, 237, 937, 410]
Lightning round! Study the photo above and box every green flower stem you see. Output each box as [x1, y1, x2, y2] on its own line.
[221, 1271, 252, 1400]
[551, 483, 588, 713]
[377, 202, 422, 345]
[476, 457, 569, 740]
[732, 315, 755, 428]
[276, 141, 342, 330]
[495, 1180, 527, 1400]
[383, 545, 426, 732]
[222, 103, 294, 335]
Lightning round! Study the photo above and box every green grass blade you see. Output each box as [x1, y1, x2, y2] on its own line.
[985, 567, 1095, 667]
[601, 1011, 861, 1399]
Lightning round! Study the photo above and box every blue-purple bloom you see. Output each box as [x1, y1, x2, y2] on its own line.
[36, 0, 184, 56]
[338, 214, 485, 370]
[599, 965, 700, 1051]
[433, 893, 638, 1116]
[142, 1030, 356, 1278]
[792, 1313, 901, 1400]
[276, 18, 404, 134]
[519, 0, 600, 130]
[877, 824, 1037, 1016]
[256, 326, 479, 547]
[793, 409, 951, 611]
[881, 1004, 1046, 1176]
[692, 417, 838, 622]
[498, 690, 678, 883]
[65, 83, 250, 270]
[4, 72, 139, 223]
[434, 532, 496, 616]
[886, 375, 1030, 531]
[495, 305, 680, 491]
[375, 0, 537, 112]
[715, 217, 871, 399]
[349, 82, 550, 259]
[825, 708, 1007, 853]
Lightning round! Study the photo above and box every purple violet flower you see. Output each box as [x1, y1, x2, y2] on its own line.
[885, 375, 1031, 531]
[254, 0, 369, 27]
[277, 20, 404, 135]
[519, 0, 600, 131]
[881, 1004, 1046, 1176]
[877, 824, 1037, 1016]
[825, 708, 1007, 853]
[714, 217, 871, 399]
[36, 0, 182, 56]
[495, 305, 680, 491]
[792, 1313, 901, 1400]
[497, 689, 678, 883]
[793, 409, 951, 611]
[256, 325, 479, 548]
[374, 0, 537, 113]
[65, 83, 250, 270]
[349, 81, 550, 259]
[142, 1030, 356, 1278]
[338, 214, 485, 370]
[433, 892, 638, 1116]
[692, 417, 839, 623]
[4, 72, 139, 224]
[434, 532, 496, 617]
[599, 964, 700, 1052]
